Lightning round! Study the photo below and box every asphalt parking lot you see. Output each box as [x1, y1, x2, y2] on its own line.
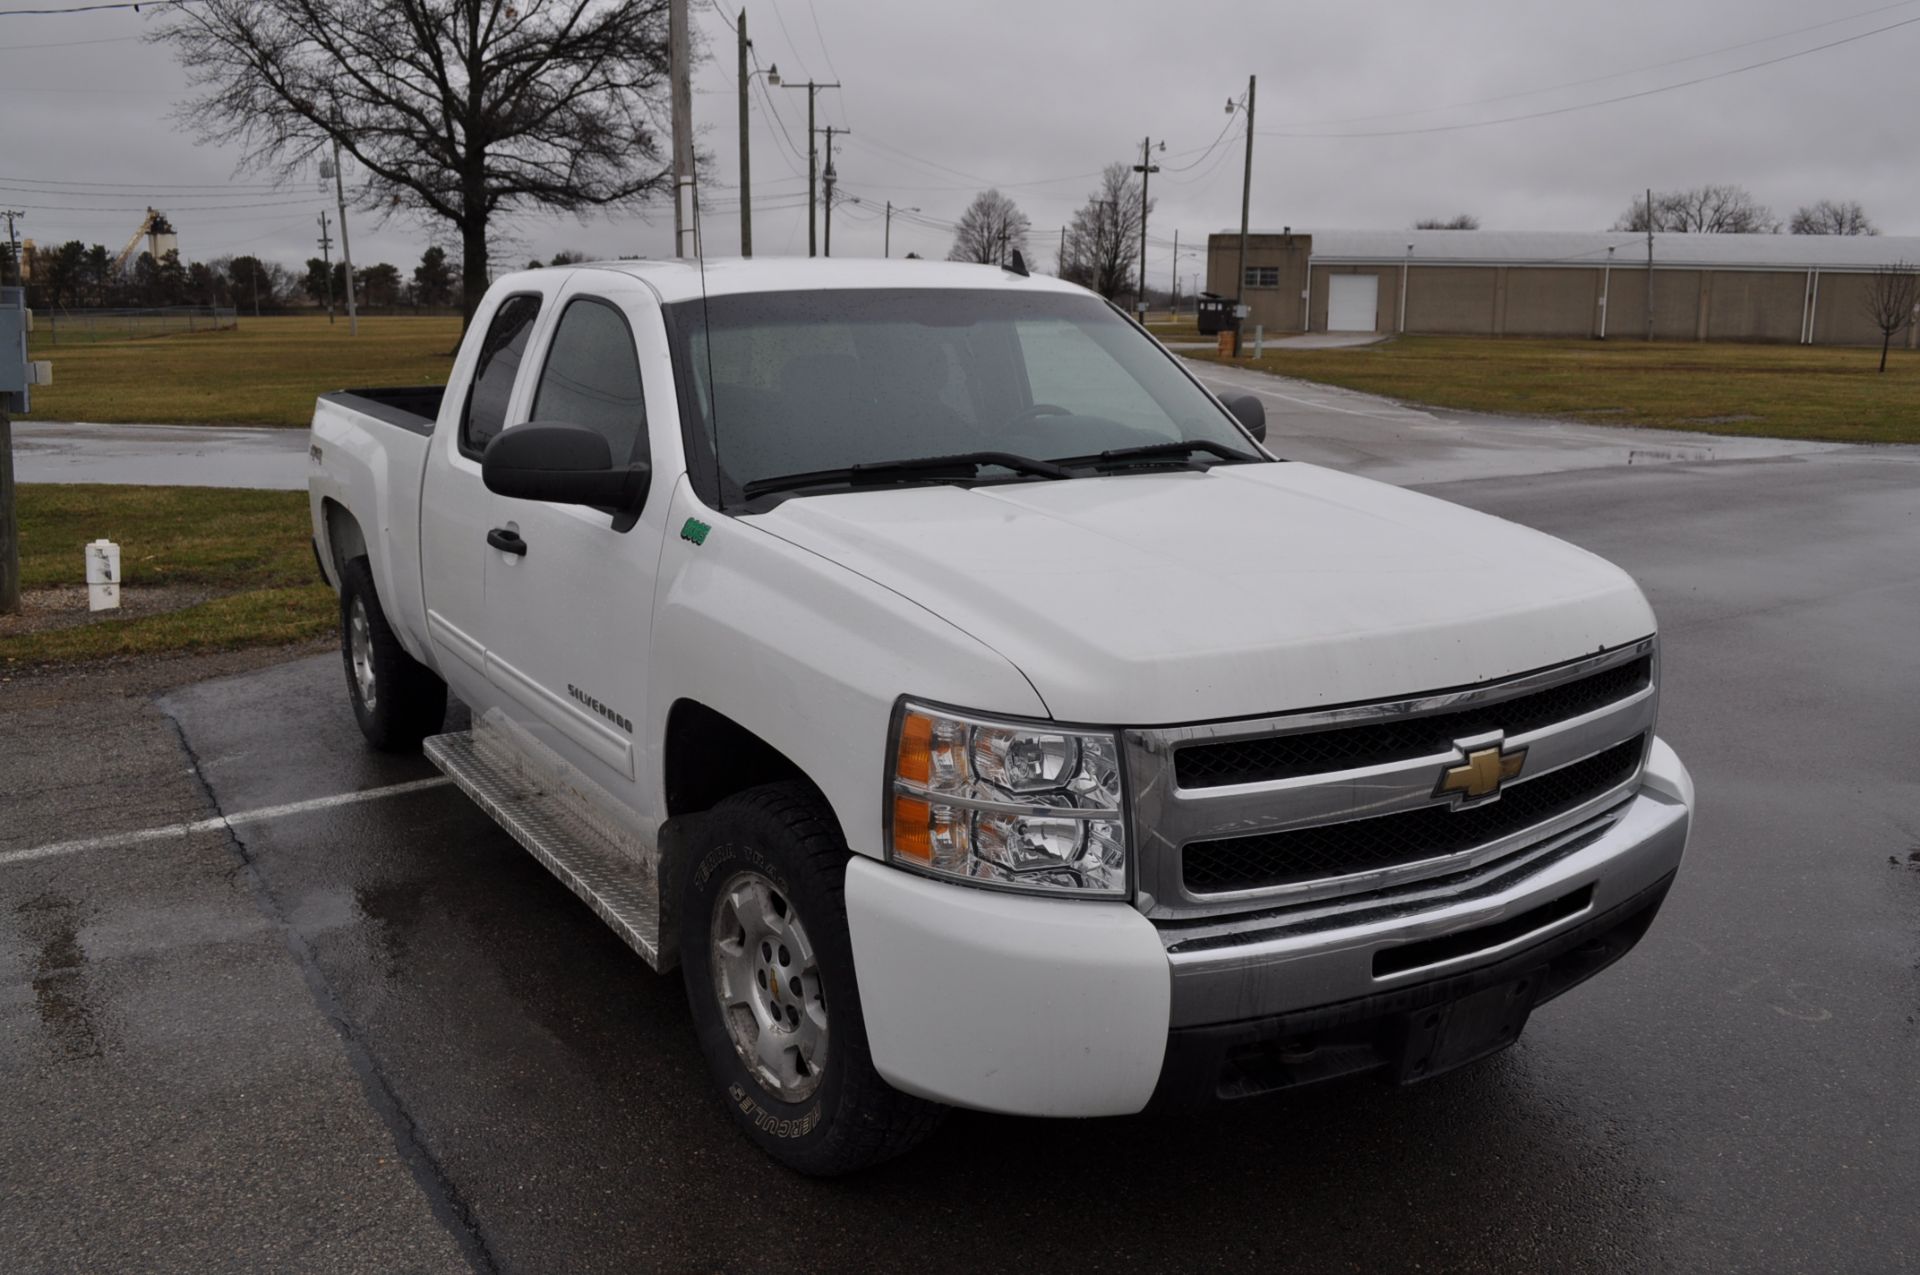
[3, 382, 1918, 1272]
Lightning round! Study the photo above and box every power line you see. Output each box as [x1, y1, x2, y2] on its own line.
[1260, 14, 1920, 139]
[0, 0, 195, 15]
[1297, 0, 1920, 130]
[761, 0, 813, 82]
[0, 32, 138, 48]
[6, 197, 316, 212]
[0, 173, 291, 191]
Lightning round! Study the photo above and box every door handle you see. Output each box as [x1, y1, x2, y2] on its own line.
[487, 527, 528, 556]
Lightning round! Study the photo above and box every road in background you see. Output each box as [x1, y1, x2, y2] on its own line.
[14, 365, 1846, 494]
[13, 422, 307, 489]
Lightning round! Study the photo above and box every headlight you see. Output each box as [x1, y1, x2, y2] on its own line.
[886, 701, 1127, 897]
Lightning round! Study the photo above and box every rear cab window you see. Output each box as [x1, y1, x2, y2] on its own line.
[461, 293, 542, 457]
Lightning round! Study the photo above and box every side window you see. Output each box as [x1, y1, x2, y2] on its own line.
[461, 294, 542, 456]
[530, 297, 649, 466]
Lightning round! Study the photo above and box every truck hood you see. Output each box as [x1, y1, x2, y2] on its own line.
[749, 463, 1655, 725]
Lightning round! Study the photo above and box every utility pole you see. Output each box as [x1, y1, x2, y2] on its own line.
[1, 211, 21, 287]
[0, 396, 14, 615]
[1059, 225, 1067, 277]
[736, 9, 752, 257]
[1133, 136, 1161, 318]
[670, 0, 697, 258]
[1644, 187, 1655, 342]
[316, 212, 336, 323]
[1170, 229, 1178, 317]
[781, 79, 840, 256]
[884, 201, 917, 258]
[818, 125, 847, 257]
[328, 141, 358, 334]
[1231, 75, 1255, 355]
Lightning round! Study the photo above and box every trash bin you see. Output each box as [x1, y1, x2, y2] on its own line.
[1195, 294, 1231, 336]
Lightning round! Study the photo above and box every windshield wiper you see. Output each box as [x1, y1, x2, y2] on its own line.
[741, 451, 1072, 501]
[1051, 439, 1264, 471]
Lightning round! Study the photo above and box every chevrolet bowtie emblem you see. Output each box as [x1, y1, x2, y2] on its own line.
[1435, 739, 1527, 806]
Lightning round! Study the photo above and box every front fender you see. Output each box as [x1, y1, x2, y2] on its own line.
[646, 478, 1047, 859]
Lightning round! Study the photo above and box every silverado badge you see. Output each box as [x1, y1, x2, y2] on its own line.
[1435, 737, 1527, 807]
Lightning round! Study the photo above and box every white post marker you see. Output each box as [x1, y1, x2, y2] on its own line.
[1254, 325, 1264, 357]
[86, 538, 120, 611]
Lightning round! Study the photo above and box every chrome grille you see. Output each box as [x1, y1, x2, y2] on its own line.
[1123, 639, 1657, 919]
[1173, 655, 1652, 789]
[1182, 735, 1645, 893]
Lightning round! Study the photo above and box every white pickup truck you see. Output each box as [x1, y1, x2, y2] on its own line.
[309, 258, 1692, 1174]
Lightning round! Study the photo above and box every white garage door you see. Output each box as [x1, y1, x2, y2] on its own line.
[1327, 274, 1380, 332]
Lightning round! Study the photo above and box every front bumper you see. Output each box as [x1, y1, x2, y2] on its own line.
[845, 738, 1691, 1118]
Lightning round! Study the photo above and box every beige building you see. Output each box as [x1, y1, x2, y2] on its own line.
[1206, 229, 1920, 347]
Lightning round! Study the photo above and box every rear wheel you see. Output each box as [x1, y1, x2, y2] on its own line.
[338, 556, 447, 752]
[679, 782, 945, 1175]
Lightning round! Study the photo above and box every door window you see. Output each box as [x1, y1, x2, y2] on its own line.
[461, 293, 541, 456]
[530, 297, 650, 466]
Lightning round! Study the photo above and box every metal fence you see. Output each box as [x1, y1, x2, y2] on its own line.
[33, 306, 239, 346]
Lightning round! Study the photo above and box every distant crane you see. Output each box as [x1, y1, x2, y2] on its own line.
[113, 208, 179, 274]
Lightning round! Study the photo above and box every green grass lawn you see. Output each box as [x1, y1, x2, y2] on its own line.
[1191, 336, 1920, 444]
[0, 484, 334, 667]
[27, 313, 462, 427]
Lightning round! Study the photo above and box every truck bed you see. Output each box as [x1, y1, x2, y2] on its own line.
[320, 386, 446, 436]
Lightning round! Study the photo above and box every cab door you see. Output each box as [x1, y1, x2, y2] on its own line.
[480, 272, 669, 804]
[419, 285, 554, 691]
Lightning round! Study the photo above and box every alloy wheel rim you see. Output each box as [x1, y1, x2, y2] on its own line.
[710, 870, 828, 1103]
[349, 597, 378, 711]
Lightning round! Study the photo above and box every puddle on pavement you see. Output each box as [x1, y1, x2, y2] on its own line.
[1627, 447, 1716, 465]
[14, 892, 104, 1060]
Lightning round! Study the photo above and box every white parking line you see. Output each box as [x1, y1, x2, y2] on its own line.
[0, 776, 453, 868]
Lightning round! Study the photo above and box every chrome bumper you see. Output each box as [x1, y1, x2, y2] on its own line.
[1159, 739, 1691, 1028]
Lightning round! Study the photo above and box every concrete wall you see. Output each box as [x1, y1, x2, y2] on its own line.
[1402, 266, 1497, 334]
[1206, 234, 1310, 333]
[1703, 271, 1806, 343]
[1206, 233, 1909, 346]
[1503, 267, 1600, 337]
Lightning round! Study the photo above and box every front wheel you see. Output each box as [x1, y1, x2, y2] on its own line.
[679, 783, 945, 1175]
[338, 556, 447, 753]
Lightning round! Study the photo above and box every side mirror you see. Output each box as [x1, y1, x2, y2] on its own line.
[1225, 394, 1267, 443]
[482, 422, 650, 509]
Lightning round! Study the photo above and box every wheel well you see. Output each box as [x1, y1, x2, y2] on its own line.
[663, 700, 814, 817]
[322, 498, 368, 580]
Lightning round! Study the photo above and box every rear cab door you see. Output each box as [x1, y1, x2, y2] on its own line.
[419, 274, 571, 686]
[480, 269, 676, 812]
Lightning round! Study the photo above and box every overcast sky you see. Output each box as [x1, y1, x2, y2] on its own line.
[4, 0, 1917, 288]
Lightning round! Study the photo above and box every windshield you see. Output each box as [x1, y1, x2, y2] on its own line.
[665, 288, 1260, 508]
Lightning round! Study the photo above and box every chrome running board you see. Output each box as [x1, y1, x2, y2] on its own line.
[425, 714, 664, 970]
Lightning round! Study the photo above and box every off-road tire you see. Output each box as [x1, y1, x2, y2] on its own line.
[339, 556, 447, 753]
[679, 782, 946, 1175]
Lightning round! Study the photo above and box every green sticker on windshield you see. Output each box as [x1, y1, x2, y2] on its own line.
[680, 518, 711, 546]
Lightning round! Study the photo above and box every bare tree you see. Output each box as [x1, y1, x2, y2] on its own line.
[1414, 214, 1480, 230]
[1862, 260, 1918, 373]
[155, 0, 674, 326]
[1058, 163, 1149, 301]
[1613, 185, 1778, 234]
[1790, 199, 1877, 236]
[948, 190, 1031, 267]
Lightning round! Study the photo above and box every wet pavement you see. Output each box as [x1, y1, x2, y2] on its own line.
[13, 421, 308, 489]
[3, 400, 1918, 1271]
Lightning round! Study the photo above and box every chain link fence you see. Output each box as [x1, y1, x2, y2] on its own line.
[34, 306, 239, 346]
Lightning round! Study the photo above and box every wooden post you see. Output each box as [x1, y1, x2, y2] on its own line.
[0, 403, 18, 615]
